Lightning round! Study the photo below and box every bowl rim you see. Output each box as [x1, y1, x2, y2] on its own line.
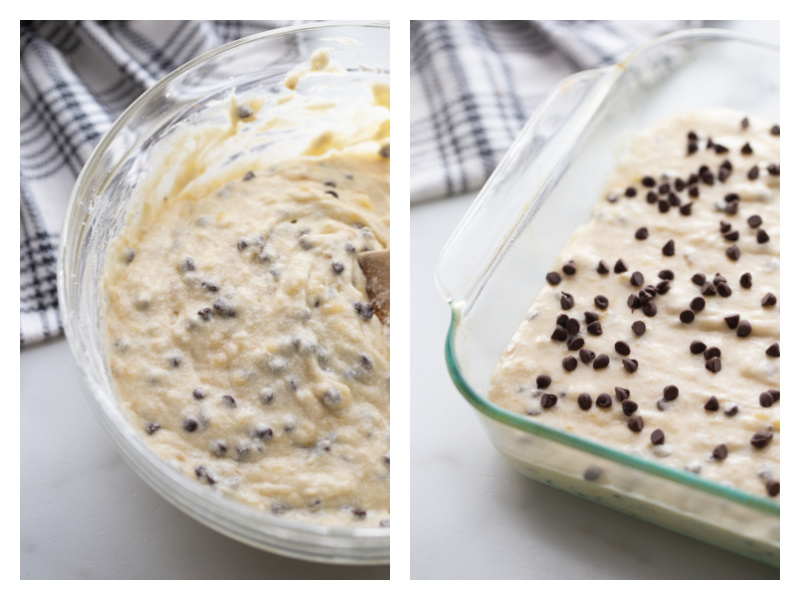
[441, 27, 780, 519]
[58, 20, 390, 564]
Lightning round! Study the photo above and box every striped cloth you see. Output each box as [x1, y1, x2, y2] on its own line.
[20, 21, 294, 347]
[410, 20, 697, 204]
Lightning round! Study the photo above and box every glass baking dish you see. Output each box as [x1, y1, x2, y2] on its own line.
[59, 21, 389, 565]
[435, 29, 779, 567]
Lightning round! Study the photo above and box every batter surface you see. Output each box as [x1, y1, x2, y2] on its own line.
[489, 109, 779, 500]
[104, 50, 390, 527]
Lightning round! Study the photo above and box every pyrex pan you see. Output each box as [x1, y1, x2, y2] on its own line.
[58, 21, 389, 565]
[435, 29, 779, 567]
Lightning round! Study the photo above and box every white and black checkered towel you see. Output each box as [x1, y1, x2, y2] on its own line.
[410, 20, 698, 204]
[20, 20, 296, 347]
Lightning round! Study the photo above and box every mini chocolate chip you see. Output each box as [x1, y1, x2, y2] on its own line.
[690, 297, 706, 312]
[688, 173, 699, 184]
[690, 340, 707, 354]
[656, 271, 672, 282]
[212, 441, 228, 457]
[675, 177, 686, 191]
[717, 282, 732, 297]
[622, 358, 638, 373]
[566, 318, 580, 335]
[614, 259, 628, 273]
[587, 321, 602, 336]
[701, 171, 715, 185]
[355, 301, 375, 319]
[578, 393, 593, 411]
[641, 176, 656, 187]
[592, 353, 609, 369]
[180, 257, 196, 272]
[183, 417, 199, 432]
[713, 273, 727, 286]
[691, 274, 705, 287]
[579, 348, 596, 364]
[584, 311, 599, 324]
[766, 342, 780, 357]
[704, 346, 721, 360]
[747, 165, 759, 180]
[724, 314, 740, 329]
[255, 426, 274, 440]
[761, 292, 777, 307]
[712, 444, 728, 460]
[662, 240, 675, 256]
[767, 163, 780, 176]
[596, 393, 613, 408]
[630, 271, 644, 287]
[658, 182, 670, 194]
[759, 391, 775, 407]
[560, 292, 575, 310]
[615, 386, 630, 401]
[615, 341, 631, 356]
[622, 399, 638, 416]
[723, 230, 739, 242]
[145, 422, 161, 435]
[541, 393, 558, 409]
[627, 294, 641, 309]
[222, 394, 236, 408]
[668, 192, 681, 206]
[631, 321, 646, 336]
[562, 356, 578, 372]
[687, 185, 699, 198]
[594, 295, 609, 310]
[197, 307, 212, 321]
[635, 227, 649, 240]
[726, 245, 740, 261]
[750, 430, 773, 449]
[546, 271, 562, 285]
[740, 272, 753, 288]
[741, 141, 753, 155]
[704, 396, 719, 411]
[706, 357, 722, 373]
[628, 416, 644, 432]
[625, 186, 637, 197]
[643, 301, 657, 317]
[724, 404, 738, 417]
[756, 229, 770, 244]
[651, 429, 665, 445]
[556, 314, 569, 327]
[725, 201, 739, 215]
[747, 215, 763, 228]
[771, 125, 780, 135]
[213, 298, 237, 317]
[768, 389, 780, 402]
[597, 260, 610, 274]
[536, 374, 551, 389]
[551, 325, 568, 341]
[658, 199, 670, 213]
[646, 190, 658, 204]
[679, 203, 693, 216]
[663, 385, 678, 401]
[562, 260, 577, 275]
[766, 479, 780, 497]
[715, 144, 729, 154]
[567, 336, 585, 351]
[332, 261, 345, 274]
[680, 310, 694, 324]
[192, 387, 206, 399]
[736, 321, 752, 337]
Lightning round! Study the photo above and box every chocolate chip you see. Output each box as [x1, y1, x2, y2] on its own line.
[766, 479, 780, 497]
[212, 441, 228, 456]
[551, 325, 568, 341]
[767, 163, 780, 176]
[332, 261, 345, 274]
[596, 393, 612, 408]
[688, 173, 699, 185]
[750, 430, 773, 449]
[183, 417, 199, 432]
[536, 374, 551, 389]
[180, 257, 196, 272]
[592, 353, 609, 369]
[201, 280, 219, 293]
[662, 240, 675, 256]
[769, 389, 780, 401]
[724, 404, 739, 417]
[578, 393, 593, 411]
[736, 321, 752, 337]
[658, 199, 670, 213]
[747, 165, 759, 180]
[632, 321, 646, 336]
[562, 356, 578, 372]
[723, 230, 739, 242]
[145, 422, 161, 435]
[541, 393, 558, 409]
[741, 117, 750, 129]
[614, 259, 628, 273]
[565, 318, 580, 335]
[613, 386, 630, 401]
[546, 271, 562, 285]
[756, 229, 770, 244]
[771, 125, 780, 135]
[560, 292, 575, 310]
[597, 260, 610, 274]
[635, 227, 649, 240]
[594, 295, 609, 310]
[556, 314, 569, 327]
[725, 201, 739, 215]
[222, 394, 237, 408]
[717, 282, 732, 297]
[255, 426, 274, 440]
[625, 186, 637, 197]
[704, 396, 719, 411]
[622, 358, 638, 373]
[761, 292, 777, 307]
[714, 143, 728, 154]
[650, 429, 665, 445]
[690, 340, 706, 354]
[712, 444, 728, 460]
[587, 321, 603, 336]
[567, 336, 585, 351]
[658, 182, 670, 194]
[688, 185, 699, 198]
[680, 310, 694, 324]
[690, 297, 706, 312]
[726, 245, 740, 261]
[687, 131, 698, 140]
[579, 348, 596, 364]
[197, 307, 212, 321]
[630, 271, 644, 287]
[641, 176, 656, 187]
[679, 203, 693, 216]
[213, 298, 237, 317]
[661, 385, 678, 401]
[706, 357, 722, 373]
[627, 294, 641, 309]
[628, 416, 644, 432]
[622, 399, 638, 416]
[741, 142, 753, 155]
[355, 301, 375, 319]
[766, 342, 780, 357]
[646, 190, 658, 204]
[759, 391, 775, 407]
[192, 387, 206, 400]
[584, 311, 599, 323]
[724, 314, 740, 329]
[747, 215, 763, 228]
[615, 341, 631, 356]
[704, 346, 721, 360]
[562, 260, 577, 275]
[643, 301, 657, 317]
[740, 272, 753, 289]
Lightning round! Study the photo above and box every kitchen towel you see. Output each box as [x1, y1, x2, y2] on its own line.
[20, 20, 294, 347]
[410, 20, 697, 204]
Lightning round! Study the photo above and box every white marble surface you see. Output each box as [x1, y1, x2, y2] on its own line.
[20, 339, 389, 579]
[410, 20, 780, 580]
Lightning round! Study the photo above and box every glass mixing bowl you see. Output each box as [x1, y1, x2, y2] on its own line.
[436, 29, 779, 567]
[59, 21, 389, 565]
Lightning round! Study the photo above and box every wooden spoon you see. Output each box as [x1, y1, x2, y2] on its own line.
[358, 249, 390, 325]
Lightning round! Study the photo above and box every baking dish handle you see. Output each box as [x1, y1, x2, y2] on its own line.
[434, 65, 620, 310]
